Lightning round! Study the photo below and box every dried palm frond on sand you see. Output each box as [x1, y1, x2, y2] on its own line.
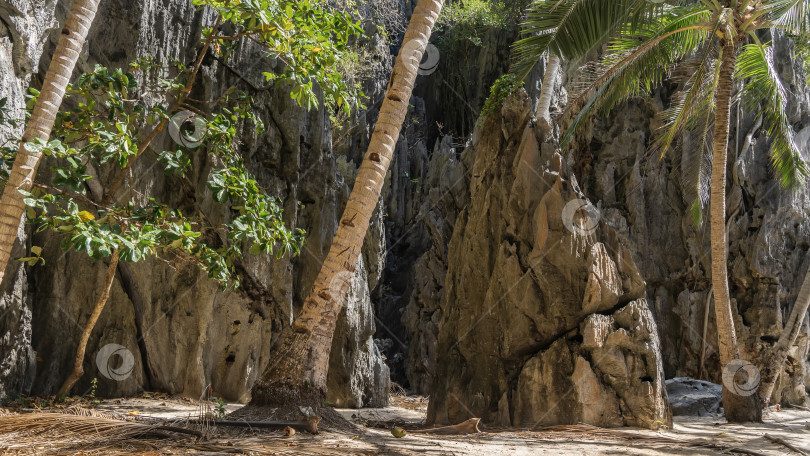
[0, 411, 374, 455]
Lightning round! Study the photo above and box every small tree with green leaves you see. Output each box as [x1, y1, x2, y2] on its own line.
[10, 59, 305, 398]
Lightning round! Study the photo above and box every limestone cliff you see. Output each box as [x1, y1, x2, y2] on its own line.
[424, 90, 671, 428]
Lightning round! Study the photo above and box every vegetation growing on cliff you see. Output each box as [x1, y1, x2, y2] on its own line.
[435, 0, 528, 47]
[479, 73, 521, 121]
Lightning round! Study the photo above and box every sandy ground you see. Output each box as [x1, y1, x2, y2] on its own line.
[67, 395, 810, 455]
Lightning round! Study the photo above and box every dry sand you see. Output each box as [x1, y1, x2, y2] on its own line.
[85, 395, 810, 455]
[3, 394, 808, 455]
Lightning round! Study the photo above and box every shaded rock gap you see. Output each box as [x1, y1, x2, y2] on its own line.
[116, 262, 154, 390]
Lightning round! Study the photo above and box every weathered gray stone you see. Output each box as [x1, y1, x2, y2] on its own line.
[665, 377, 722, 417]
[328, 255, 390, 408]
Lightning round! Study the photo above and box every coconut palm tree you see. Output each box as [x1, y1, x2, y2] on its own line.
[533, 52, 561, 136]
[515, 0, 810, 422]
[0, 0, 102, 283]
[249, 0, 445, 406]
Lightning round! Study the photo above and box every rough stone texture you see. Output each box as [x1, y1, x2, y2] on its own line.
[0, 0, 389, 406]
[425, 90, 671, 428]
[5, 0, 810, 418]
[398, 135, 469, 393]
[413, 28, 518, 146]
[376, 27, 519, 393]
[665, 377, 722, 417]
[512, 300, 671, 428]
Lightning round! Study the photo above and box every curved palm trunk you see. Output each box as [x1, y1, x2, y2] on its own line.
[250, 0, 444, 405]
[710, 40, 762, 422]
[535, 53, 560, 137]
[758, 264, 810, 406]
[0, 0, 102, 283]
[57, 250, 119, 398]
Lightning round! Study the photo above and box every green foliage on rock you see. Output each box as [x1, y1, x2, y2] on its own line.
[480, 73, 521, 121]
[193, 0, 366, 112]
[435, 0, 528, 47]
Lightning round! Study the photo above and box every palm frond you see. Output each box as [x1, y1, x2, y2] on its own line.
[0, 412, 370, 456]
[511, 0, 660, 78]
[736, 42, 809, 188]
[681, 119, 714, 226]
[560, 7, 714, 147]
[652, 19, 721, 158]
[659, 39, 720, 225]
[677, 55, 717, 227]
[759, 0, 810, 34]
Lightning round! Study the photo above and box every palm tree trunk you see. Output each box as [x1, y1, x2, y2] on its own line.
[536, 53, 560, 120]
[757, 264, 810, 406]
[0, 0, 101, 283]
[710, 39, 761, 423]
[250, 0, 444, 406]
[57, 250, 120, 398]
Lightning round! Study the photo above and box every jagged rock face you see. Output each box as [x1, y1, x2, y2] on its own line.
[398, 30, 810, 409]
[512, 301, 671, 428]
[426, 91, 672, 428]
[0, 0, 388, 406]
[398, 135, 469, 393]
[376, 27, 518, 393]
[413, 28, 518, 146]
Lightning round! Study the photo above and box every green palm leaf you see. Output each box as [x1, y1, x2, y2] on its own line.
[511, 0, 658, 78]
[759, 0, 810, 33]
[736, 43, 808, 188]
[560, 7, 713, 146]
[669, 44, 719, 226]
[652, 16, 721, 158]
